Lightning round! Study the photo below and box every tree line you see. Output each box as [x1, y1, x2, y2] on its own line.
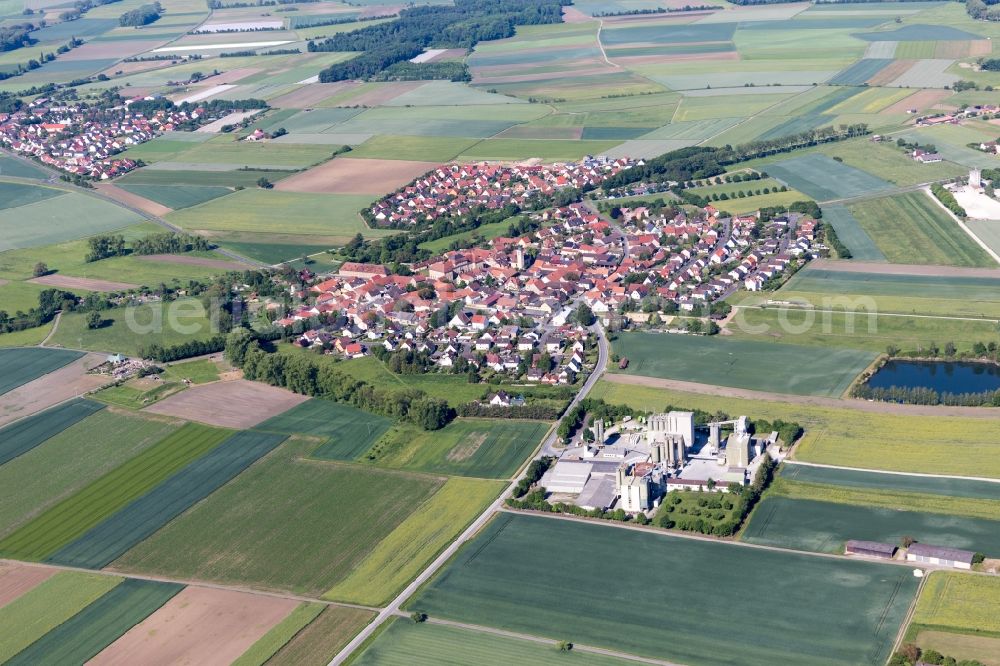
[225, 329, 455, 430]
[86, 232, 211, 262]
[138, 335, 225, 363]
[119, 2, 161, 27]
[345, 204, 546, 268]
[310, 0, 567, 82]
[852, 383, 1000, 407]
[930, 183, 967, 218]
[601, 125, 868, 193]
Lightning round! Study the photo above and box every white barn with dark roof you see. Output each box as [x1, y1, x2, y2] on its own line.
[905, 544, 975, 570]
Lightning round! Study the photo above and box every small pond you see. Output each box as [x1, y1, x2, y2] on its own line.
[867, 359, 1000, 395]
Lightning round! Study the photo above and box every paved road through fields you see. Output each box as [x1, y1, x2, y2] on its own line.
[328, 323, 609, 665]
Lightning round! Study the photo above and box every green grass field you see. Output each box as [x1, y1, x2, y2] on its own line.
[256, 398, 393, 461]
[724, 305, 998, 354]
[345, 135, 482, 162]
[780, 464, 1000, 501]
[0, 155, 49, 179]
[763, 153, 893, 201]
[0, 347, 82, 395]
[113, 438, 444, 596]
[0, 422, 228, 561]
[742, 492, 1000, 555]
[354, 618, 638, 666]
[0, 182, 64, 210]
[118, 183, 232, 209]
[848, 192, 996, 267]
[0, 571, 122, 662]
[411, 513, 917, 666]
[116, 168, 296, 187]
[232, 603, 325, 666]
[0, 193, 144, 251]
[324, 477, 503, 606]
[612, 332, 875, 397]
[0, 323, 52, 348]
[161, 358, 220, 384]
[167, 190, 386, 240]
[0, 223, 237, 285]
[91, 380, 187, 409]
[821, 204, 886, 261]
[281, 350, 497, 407]
[769, 475, 1000, 521]
[0, 399, 105, 467]
[367, 419, 549, 479]
[266, 606, 375, 666]
[815, 140, 965, 186]
[0, 409, 180, 539]
[49, 298, 221, 356]
[589, 381, 1000, 478]
[5, 579, 183, 666]
[777, 266, 1000, 319]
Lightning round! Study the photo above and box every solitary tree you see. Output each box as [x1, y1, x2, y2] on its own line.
[32, 262, 48, 277]
[86, 311, 102, 329]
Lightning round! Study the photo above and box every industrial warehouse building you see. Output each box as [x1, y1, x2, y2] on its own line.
[845, 540, 897, 560]
[905, 544, 976, 570]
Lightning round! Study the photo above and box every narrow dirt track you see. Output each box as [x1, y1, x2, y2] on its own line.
[602, 373, 1000, 419]
[808, 258, 1000, 278]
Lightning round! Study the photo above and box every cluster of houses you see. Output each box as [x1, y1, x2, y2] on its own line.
[368, 157, 638, 227]
[269, 191, 811, 383]
[0, 97, 203, 179]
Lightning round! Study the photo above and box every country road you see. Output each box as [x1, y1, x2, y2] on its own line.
[328, 322, 609, 665]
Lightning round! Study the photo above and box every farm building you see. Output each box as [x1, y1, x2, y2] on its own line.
[845, 540, 897, 560]
[905, 544, 975, 570]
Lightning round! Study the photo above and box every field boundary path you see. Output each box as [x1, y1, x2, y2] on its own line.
[807, 258, 1000, 278]
[922, 185, 1000, 266]
[39, 312, 61, 347]
[3, 558, 379, 612]
[784, 460, 1000, 485]
[328, 324, 610, 665]
[731, 303, 1000, 324]
[393, 612, 685, 666]
[601, 373, 1000, 419]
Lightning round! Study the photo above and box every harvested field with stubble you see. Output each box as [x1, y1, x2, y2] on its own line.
[90, 587, 299, 666]
[0, 352, 109, 427]
[5, 578, 184, 666]
[275, 158, 439, 195]
[0, 562, 57, 608]
[135, 253, 250, 271]
[142, 379, 309, 428]
[0, 347, 84, 396]
[28, 274, 139, 292]
[95, 184, 173, 217]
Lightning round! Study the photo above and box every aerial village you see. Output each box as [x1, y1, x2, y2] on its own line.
[277, 159, 817, 385]
[0, 96, 218, 179]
